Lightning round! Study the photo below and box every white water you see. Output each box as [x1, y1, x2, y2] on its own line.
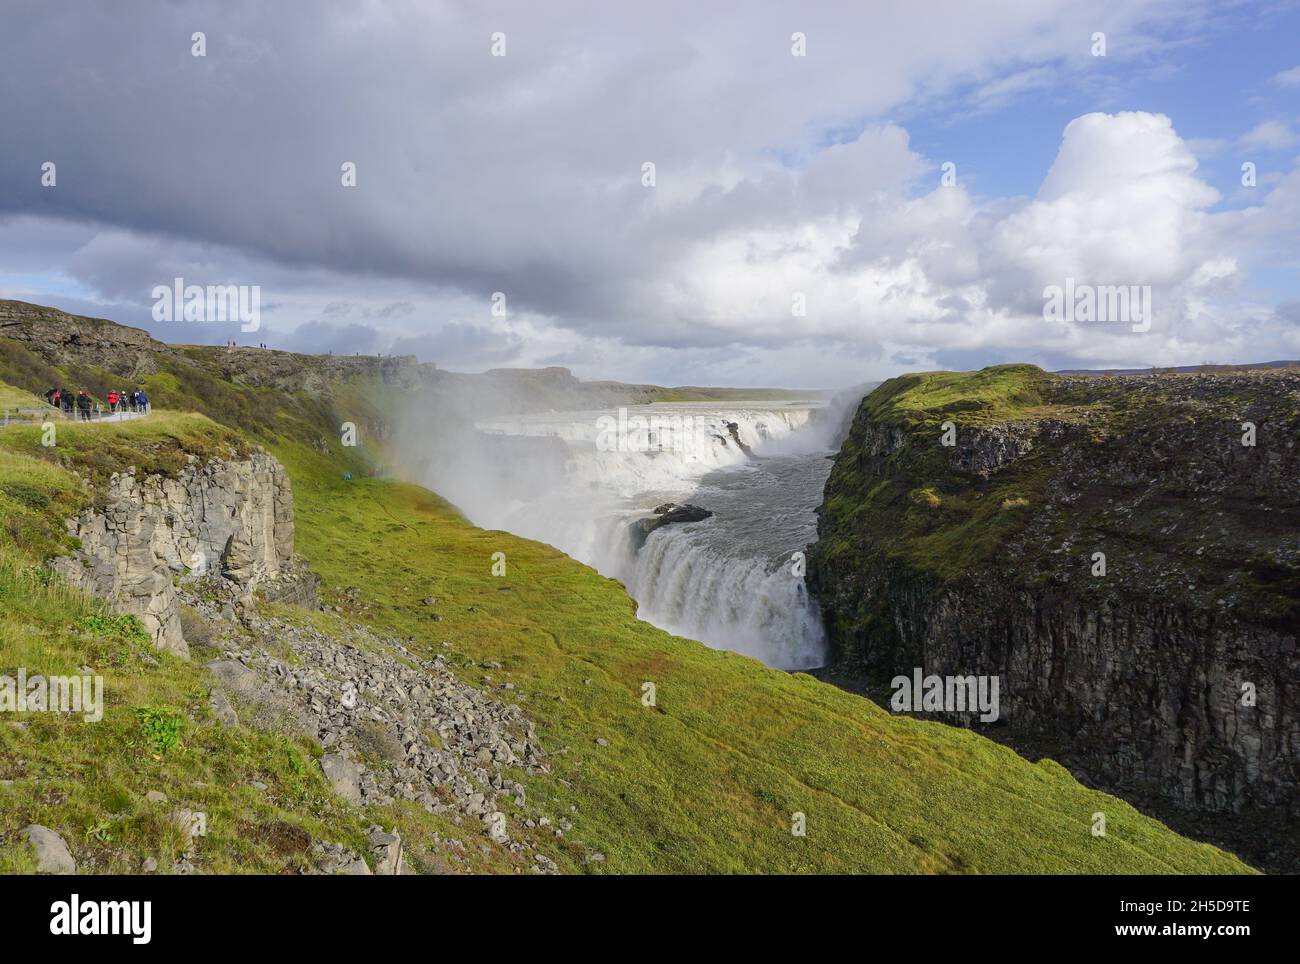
[418, 401, 835, 670]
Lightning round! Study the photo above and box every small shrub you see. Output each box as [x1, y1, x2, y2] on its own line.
[284, 743, 307, 777]
[1, 481, 49, 510]
[133, 705, 185, 754]
[909, 487, 942, 509]
[178, 605, 216, 649]
[80, 612, 151, 647]
[23, 565, 54, 587]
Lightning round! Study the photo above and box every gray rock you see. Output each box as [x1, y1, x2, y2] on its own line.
[20, 825, 76, 874]
[205, 659, 258, 696]
[209, 688, 238, 726]
[371, 829, 404, 875]
[320, 753, 363, 804]
[169, 809, 206, 844]
[628, 503, 713, 552]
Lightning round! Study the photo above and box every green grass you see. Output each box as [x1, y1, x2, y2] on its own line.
[0, 370, 1257, 874]
[0, 410, 250, 492]
[863, 364, 1068, 428]
[0, 545, 373, 873]
[0, 382, 44, 411]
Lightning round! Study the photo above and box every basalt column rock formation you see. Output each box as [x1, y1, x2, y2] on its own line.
[53, 452, 299, 656]
[808, 365, 1300, 869]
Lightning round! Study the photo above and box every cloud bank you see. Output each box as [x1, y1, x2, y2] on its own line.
[0, 0, 1296, 385]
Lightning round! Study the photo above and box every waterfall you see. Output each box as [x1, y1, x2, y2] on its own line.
[415, 401, 833, 670]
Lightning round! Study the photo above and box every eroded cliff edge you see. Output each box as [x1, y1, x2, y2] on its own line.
[808, 364, 1299, 870]
[52, 450, 309, 656]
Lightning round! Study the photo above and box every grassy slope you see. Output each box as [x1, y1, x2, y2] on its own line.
[0, 372, 1254, 873]
[0, 383, 44, 411]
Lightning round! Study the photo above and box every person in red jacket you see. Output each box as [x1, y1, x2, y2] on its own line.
[107, 390, 119, 413]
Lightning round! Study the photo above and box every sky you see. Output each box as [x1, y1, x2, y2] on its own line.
[1, 0, 1298, 388]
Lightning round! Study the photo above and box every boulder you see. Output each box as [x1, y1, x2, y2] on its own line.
[20, 824, 75, 874]
[320, 753, 363, 804]
[628, 503, 713, 552]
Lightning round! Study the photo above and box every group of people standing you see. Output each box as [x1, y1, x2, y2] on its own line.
[44, 386, 150, 420]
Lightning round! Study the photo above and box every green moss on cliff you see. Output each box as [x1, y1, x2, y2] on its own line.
[864, 364, 1060, 427]
[0, 411, 250, 491]
[820, 367, 1064, 582]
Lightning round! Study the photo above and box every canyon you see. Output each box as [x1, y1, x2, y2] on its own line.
[808, 365, 1300, 871]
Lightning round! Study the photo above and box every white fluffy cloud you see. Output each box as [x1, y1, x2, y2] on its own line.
[621, 109, 1295, 374]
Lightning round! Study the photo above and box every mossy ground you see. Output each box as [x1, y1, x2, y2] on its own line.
[0, 370, 1256, 874]
[862, 364, 1067, 428]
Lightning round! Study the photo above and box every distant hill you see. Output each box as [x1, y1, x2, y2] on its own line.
[1056, 360, 1300, 375]
[0, 300, 819, 417]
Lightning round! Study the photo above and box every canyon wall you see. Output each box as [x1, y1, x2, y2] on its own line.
[809, 366, 1299, 864]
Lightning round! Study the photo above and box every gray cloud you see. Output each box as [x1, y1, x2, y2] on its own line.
[0, 0, 1295, 384]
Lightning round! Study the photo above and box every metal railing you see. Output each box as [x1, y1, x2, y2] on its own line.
[2, 402, 151, 426]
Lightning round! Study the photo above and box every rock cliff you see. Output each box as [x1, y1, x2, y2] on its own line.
[809, 364, 1300, 869]
[53, 451, 298, 656]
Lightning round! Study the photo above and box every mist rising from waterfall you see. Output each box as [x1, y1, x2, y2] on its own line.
[393, 383, 864, 670]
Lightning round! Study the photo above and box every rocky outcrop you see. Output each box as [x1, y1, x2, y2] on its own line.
[53, 451, 296, 656]
[724, 422, 755, 457]
[629, 503, 713, 552]
[0, 300, 175, 378]
[809, 366, 1300, 870]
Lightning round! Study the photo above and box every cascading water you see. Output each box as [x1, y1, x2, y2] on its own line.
[417, 401, 837, 670]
